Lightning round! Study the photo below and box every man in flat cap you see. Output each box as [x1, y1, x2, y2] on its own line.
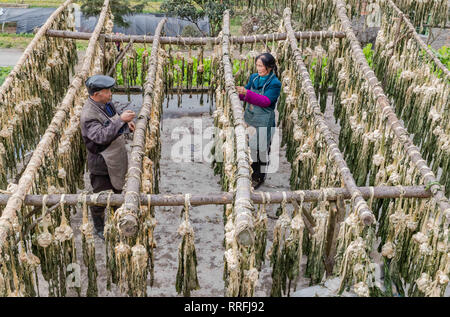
[80, 75, 136, 240]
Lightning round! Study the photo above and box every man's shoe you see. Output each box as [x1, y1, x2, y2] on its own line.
[95, 229, 105, 241]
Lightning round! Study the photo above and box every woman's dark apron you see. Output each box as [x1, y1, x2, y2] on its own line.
[243, 73, 275, 177]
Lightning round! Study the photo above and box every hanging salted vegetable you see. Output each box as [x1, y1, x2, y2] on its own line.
[102, 8, 116, 74]
[54, 195, 78, 297]
[104, 192, 118, 291]
[31, 195, 59, 296]
[0, 2, 78, 190]
[327, 3, 450, 296]
[79, 195, 98, 297]
[197, 46, 205, 104]
[175, 194, 200, 296]
[388, 0, 447, 29]
[372, 1, 450, 196]
[186, 48, 194, 97]
[268, 193, 292, 297]
[283, 196, 305, 295]
[141, 49, 149, 89]
[254, 193, 268, 271]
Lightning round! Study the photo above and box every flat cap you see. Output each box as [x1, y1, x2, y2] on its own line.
[85, 75, 116, 94]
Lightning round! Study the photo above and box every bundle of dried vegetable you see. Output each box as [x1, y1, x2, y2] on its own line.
[372, 0, 449, 196]
[390, 0, 447, 29]
[0, 1, 78, 189]
[330, 0, 449, 296]
[79, 195, 98, 297]
[175, 194, 200, 296]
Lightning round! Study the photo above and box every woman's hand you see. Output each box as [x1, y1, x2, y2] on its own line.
[236, 86, 247, 95]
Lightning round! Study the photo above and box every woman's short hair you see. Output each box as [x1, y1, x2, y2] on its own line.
[255, 52, 278, 75]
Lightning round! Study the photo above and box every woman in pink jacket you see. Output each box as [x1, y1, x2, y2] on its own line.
[236, 53, 281, 189]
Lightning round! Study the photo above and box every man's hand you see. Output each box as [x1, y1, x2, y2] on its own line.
[236, 86, 247, 95]
[120, 110, 135, 123]
[128, 121, 135, 132]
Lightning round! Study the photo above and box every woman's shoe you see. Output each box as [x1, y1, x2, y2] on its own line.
[252, 178, 265, 190]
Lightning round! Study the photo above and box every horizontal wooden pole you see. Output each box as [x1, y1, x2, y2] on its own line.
[0, 186, 432, 207]
[44, 29, 346, 45]
[113, 86, 211, 94]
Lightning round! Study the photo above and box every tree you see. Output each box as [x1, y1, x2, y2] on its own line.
[160, 0, 232, 37]
[80, 0, 147, 28]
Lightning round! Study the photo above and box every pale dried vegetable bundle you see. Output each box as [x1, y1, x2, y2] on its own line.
[175, 194, 200, 296]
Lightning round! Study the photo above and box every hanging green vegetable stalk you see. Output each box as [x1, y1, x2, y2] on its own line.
[387, 0, 448, 29]
[254, 193, 268, 271]
[141, 49, 149, 88]
[283, 197, 305, 295]
[79, 195, 98, 297]
[0, 3, 78, 189]
[129, 240, 148, 297]
[53, 195, 78, 297]
[223, 217, 240, 296]
[102, 9, 116, 74]
[141, 197, 156, 288]
[268, 193, 292, 297]
[17, 240, 40, 297]
[31, 195, 60, 296]
[104, 193, 119, 291]
[401, 198, 449, 297]
[56, 90, 88, 196]
[175, 194, 200, 296]
[294, 0, 335, 30]
[114, 236, 131, 295]
[372, 3, 449, 196]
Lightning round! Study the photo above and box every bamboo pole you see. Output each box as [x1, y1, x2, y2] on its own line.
[44, 29, 346, 45]
[0, 0, 74, 97]
[0, 186, 432, 207]
[118, 18, 167, 237]
[386, 0, 450, 79]
[283, 8, 375, 226]
[222, 10, 254, 247]
[0, 0, 111, 248]
[334, 0, 450, 217]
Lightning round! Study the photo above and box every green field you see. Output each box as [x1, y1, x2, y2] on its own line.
[0, 66, 12, 85]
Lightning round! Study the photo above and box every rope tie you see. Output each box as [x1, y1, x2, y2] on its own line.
[396, 185, 406, 198]
[128, 166, 142, 175]
[106, 191, 113, 210]
[369, 186, 375, 205]
[281, 191, 287, 208]
[259, 192, 266, 205]
[184, 193, 191, 222]
[147, 194, 151, 211]
[42, 194, 49, 215]
[265, 192, 272, 205]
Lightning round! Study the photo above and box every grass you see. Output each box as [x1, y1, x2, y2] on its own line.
[0, 33, 89, 50]
[0, 66, 12, 85]
[0, 32, 34, 48]
[230, 15, 242, 36]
